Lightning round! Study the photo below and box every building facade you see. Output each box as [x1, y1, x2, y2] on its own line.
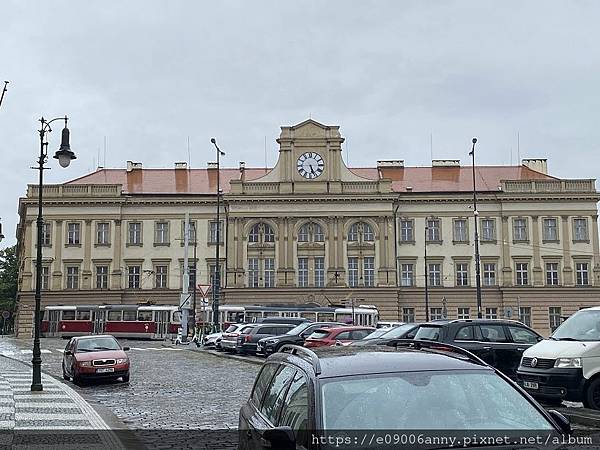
[15, 119, 600, 336]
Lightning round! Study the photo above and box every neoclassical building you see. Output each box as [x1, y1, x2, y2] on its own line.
[15, 119, 600, 336]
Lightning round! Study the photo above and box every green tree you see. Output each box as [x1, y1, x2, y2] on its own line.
[0, 245, 18, 312]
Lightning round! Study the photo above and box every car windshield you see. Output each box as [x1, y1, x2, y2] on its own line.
[320, 370, 554, 430]
[552, 309, 600, 341]
[381, 323, 417, 339]
[225, 324, 239, 332]
[76, 337, 120, 352]
[363, 328, 393, 340]
[286, 322, 313, 336]
[307, 330, 330, 339]
[414, 326, 442, 341]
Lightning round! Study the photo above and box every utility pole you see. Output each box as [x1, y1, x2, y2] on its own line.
[180, 212, 190, 343]
[191, 222, 197, 339]
[470, 138, 483, 318]
[424, 220, 430, 322]
[210, 138, 225, 333]
[0, 81, 8, 110]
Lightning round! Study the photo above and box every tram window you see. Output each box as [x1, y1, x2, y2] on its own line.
[173, 311, 181, 322]
[62, 310, 75, 320]
[300, 312, 317, 320]
[76, 310, 91, 320]
[138, 311, 153, 321]
[107, 311, 122, 321]
[317, 313, 334, 322]
[264, 311, 280, 318]
[336, 314, 352, 324]
[123, 311, 137, 321]
[246, 312, 263, 322]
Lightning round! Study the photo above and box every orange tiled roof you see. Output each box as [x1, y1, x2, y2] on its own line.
[66, 165, 555, 194]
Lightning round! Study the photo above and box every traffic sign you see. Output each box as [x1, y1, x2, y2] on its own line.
[1, 311, 10, 320]
[179, 293, 192, 309]
[197, 284, 211, 298]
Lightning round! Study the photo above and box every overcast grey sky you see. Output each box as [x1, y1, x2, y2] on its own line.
[1, 0, 599, 247]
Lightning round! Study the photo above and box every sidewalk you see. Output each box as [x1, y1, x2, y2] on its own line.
[0, 355, 125, 449]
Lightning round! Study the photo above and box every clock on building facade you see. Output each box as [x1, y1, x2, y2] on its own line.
[297, 152, 324, 179]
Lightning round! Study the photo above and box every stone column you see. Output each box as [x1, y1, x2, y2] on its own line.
[52, 220, 63, 290]
[561, 216, 573, 286]
[592, 215, 600, 286]
[82, 219, 92, 289]
[500, 216, 512, 286]
[111, 220, 122, 289]
[22, 220, 34, 291]
[531, 216, 543, 286]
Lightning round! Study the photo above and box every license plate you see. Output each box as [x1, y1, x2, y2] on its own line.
[257, 344, 262, 351]
[523, 381, 538, 389]
[96, 367, 114, 373]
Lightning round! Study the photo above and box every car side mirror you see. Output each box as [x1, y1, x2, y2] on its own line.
[64, 350, 72, 356]
[262, 426, 295, 450]
[548, 410, 571, 435]
[123, 346, 130, 351]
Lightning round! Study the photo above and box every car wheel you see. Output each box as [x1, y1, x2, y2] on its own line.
[122, 373, 130, 383]
[584, 378, 600, 409]
[62, 370, 70, 381]
[72, 368, 82, 386]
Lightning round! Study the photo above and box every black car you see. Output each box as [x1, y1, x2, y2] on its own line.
[412, 319, 543, 379]
[239, 342, 569, 450]
[256, 322, 345, 356]
[237, 323, 296, 355]
[350, 322, 419, 346]
[255, 317, 311, 326]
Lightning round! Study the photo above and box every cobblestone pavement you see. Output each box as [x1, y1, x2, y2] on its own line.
[0, 336, 259, 449]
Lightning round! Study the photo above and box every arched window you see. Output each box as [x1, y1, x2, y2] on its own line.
[298, 222, 324, 243]
[249, 223, 275, 243]
[348, 222, 374, 242]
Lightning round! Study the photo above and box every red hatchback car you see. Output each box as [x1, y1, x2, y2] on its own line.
[62, 335, 130, 384]
[304, 326, 375, 348]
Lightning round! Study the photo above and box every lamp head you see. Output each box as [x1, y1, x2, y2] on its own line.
[53, 120, 76, 168]
[0, 222, 4, 243]
[472, 137, 477, 144]
[210, 138, 216, 144]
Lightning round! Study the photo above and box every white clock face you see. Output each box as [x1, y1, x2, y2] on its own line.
[297, 152, 324, 179]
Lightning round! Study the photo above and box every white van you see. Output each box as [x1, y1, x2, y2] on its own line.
[516, 306, 600, 409]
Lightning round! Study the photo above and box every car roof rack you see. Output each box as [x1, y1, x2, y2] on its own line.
[279, 344, 322, 375]
[386, 339, 487, 366]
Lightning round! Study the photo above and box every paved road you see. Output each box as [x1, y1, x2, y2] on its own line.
[0, 336, 259, 449]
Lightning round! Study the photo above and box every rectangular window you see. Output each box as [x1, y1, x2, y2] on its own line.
[400, 220, 413, 242]
[41, 222, 52, 246]
[128, 222, 142, 245]
[400, 263, 414, 287]
[155, 222, 169, 245]
[402, 307, 415, 323]
[573, 218, 588, 241]
[516, 262, 529, 286]
[298, 258, 309, 287]
[576, 262, 589, 286]
[96, 222, 110, 245]
[128, 265, 141, 289]
[513, 218, 528, 241]
[483, 263, 496, 286]
[485, 307, 498, 319]
[66, 266, 79, 290]
[453, 219, 468, 242]
[348, 257, 359, 287]
[364, 257, 375, 287]
[426, 219, 441, 242]
[455, 263, 469, 286]
[543, 218, 558, 241]
[457, 307, 470, 320]
[549, 306, 563, 332]
[96, 265, 109, 289]
[264, 258, 275, 288]
[546, 262, 559, 286]
[519, 306, 532, 327]
[209, 220, 223, 243]
[428, 263, 441, 287]
[182, 220, 197, 244]
[67, 222, 80, 245]
[248, 258, 259, 287]
[155, 265, 168, 288]
[481, 219, 495, 241]
[314, 257, 325, 288]
[41, 266, 50, 290]
[430, 307, 443, 320]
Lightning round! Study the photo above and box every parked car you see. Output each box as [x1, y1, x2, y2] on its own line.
[376, 321, 404, 328]
[256, 322, 345, 356]
[304, 326, 375, 348]
[221, 324, 257, 352]
[239, 342, 570, 450]
[62, 335, 130, 384]
[255, 317, 311, 326]
[350, 322, 419, 346]
[412, 319, 543, 379]
[236, 323, 296, 355]
[203, 323, 245, 349]
[517, 306, 600, 409]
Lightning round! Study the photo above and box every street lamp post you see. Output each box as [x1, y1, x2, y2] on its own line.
[469, 137, 483, 319]
[210, 138, 225, 333]
[32, 116, 76, 391]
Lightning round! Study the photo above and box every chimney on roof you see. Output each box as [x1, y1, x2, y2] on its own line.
[377, 160, 404, 168]
[432, 159, 460, 167]
[522, 158, 548, 175]
[126, 161, 143, 172]
[207, 162, 218, 170]
[174, 162, 188, 170]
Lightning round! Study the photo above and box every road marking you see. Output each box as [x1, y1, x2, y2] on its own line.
[40, 349, 51, 354]
[19, 350, 32, 354]
[1, 351, 14, 356]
